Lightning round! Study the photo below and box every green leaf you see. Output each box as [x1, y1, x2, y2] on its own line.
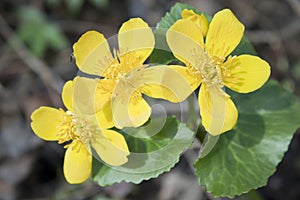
[150, 3, 194, 64]
[194, 79, 300, 197]
[92, 117, 195, 185]
[16, 6, 68, 57]
[231, 36, 256, 56]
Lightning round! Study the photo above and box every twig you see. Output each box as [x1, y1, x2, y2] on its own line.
[0, 14, 64, 94]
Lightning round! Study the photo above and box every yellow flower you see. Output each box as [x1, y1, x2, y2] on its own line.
[72, 18, 196, 129]
[30, 77, 129, 184]
[166, 9, 271, 136]
[181, 9, 209, 37]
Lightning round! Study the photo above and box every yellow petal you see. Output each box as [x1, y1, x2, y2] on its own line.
[128, 96, 151, 127]
[95, 101, 114, 129]
[92, 130, 129, 166]
[110, 73, 151, 128]
[113, 93, 151, 128]
[71, 76, 103, 115]
[95, 78, 115, 108]
[118, 18, 154, 65]
[63, 143, 92, 184]
[142, 65, 201, 102]
[199, 84, 238, 136]
[181, 9, 209, 37]
[62, 80, 74, 111]
[166, 19, 204, 66]
[31, 106, 63, 141]
[73, 31, 113, 75]
[206, 9, 245, 59]
[223, 55, 271, 93]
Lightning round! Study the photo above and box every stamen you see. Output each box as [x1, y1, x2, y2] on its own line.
[95, 55, 114, 74]
[186, 63, 202, 81]
[56, 110, 100, 151]
[220, 56, 247, 87]
[97, 78, 114, 95]
[102, 50, 144, 81]
[191, 47, 223, 88]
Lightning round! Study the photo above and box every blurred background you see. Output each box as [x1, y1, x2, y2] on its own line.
[1, 0, 300, 199]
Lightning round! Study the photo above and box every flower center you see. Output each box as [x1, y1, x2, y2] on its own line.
[191, 47, 223, 88]
[101, 50, 145, 105]
[56, 110, 97, 148]
[102, 50, 143, 81]
[111, 66, 144, 105]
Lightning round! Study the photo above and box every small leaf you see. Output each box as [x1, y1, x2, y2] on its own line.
[194, 79, 300, 197]
[16, 6, 68, 57]
[92, 117, 195, 185]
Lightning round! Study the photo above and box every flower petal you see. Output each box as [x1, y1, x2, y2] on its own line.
[142, 65, 201, 102]
[71, 76, 104, 115]
[111, 72, 151, 128]
[206, 9, 245, 59]
[128, 97, 151, 127]
[199, 84, 238, 136]
[223, 55, 271, 93]
[92, 130, 129, 166]
[73, 31, 113, 75]
[31, 106, 63, 141]
[62, 80, 74, 111]
[95, 101, 114, 129]
[166, 19, 204, 66]
[63, 143, 92, 184]
[95, 78, 115, 108]
[113, 93, 151, 128]
[181, 9, 209, 37]
[91, 78, 115, 129]
[118, 18, 154, 65]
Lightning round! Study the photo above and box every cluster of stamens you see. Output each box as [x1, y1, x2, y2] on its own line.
[101, 49, 146, 104]
[191, 47, 224, 88]
[102, 50, 143, 81]
[56, 110, 97, 151]
[220, 55, 246, 90]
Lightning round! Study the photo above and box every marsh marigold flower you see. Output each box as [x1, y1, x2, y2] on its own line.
[72, 18, 195, 129]
[181, 9, 209, 37]
[166, 9, 271, 136]
[31, 77, 129, 184]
